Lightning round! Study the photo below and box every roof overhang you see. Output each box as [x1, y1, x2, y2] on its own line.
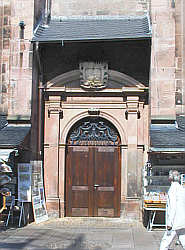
[150, 122, 185, 153]
[32, 15, 152, 43]
[0, 124, 31, 148]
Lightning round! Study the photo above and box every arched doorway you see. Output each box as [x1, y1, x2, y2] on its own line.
[65, 117, 121, 217]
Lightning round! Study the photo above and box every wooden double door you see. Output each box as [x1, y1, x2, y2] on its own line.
[65, 145, 121, 217]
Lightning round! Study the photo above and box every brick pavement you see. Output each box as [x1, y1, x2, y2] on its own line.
[0, 218, 183, 250]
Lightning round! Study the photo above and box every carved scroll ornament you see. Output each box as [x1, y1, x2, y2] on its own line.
[68, 118, 119, 146]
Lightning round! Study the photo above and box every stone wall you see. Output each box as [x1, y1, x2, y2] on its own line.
[0, 0, 33, 118]
[183, 2, 185, 114]
[150, 0, 176, 119]
[51, 0, 150, 16]
[0, 0, 11, 114]
[175, 0, 185, 115]
[1, 0, 185, 119]
[0, 4, 2, 108]
[150, 0, 185, 119]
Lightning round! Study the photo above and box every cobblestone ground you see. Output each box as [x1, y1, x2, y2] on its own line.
[0, 218, 183, 250]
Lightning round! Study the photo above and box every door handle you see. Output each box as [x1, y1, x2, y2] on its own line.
[94, 184, 100, 189]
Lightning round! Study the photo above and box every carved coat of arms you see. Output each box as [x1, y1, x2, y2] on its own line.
[80, 62, 108, 90]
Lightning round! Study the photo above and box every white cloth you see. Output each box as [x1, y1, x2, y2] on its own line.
[160, 182, 185, 250]
[166, 182, 185, 230]
[160, 229, 185, 250]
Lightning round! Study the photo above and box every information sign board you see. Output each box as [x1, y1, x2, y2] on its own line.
[18, 163, 32, 202]
[31, 161, 48, 224]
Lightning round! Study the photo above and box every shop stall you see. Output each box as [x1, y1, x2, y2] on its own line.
[143, 154, 185, 231]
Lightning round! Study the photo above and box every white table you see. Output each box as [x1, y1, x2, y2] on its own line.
[143, 207, 166, 231]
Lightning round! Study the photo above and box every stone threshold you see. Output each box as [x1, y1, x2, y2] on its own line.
[28, 217, 142, 229]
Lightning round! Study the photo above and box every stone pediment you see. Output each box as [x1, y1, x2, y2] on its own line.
[45, 69, 146, 91]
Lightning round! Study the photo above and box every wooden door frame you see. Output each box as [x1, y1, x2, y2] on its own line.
[65, 116, 121, 217]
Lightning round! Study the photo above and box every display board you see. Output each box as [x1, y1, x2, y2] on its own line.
[18, 163, 32, 202]
[31, 161, 48, 224]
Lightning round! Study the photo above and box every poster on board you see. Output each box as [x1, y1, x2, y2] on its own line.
[18, 163, 32, 202]
[31, 161, 48, 224]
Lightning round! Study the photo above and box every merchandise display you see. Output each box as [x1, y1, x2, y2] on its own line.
[142, 154, 185, 230]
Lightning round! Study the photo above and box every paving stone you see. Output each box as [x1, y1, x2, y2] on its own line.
[0, 220, 183, 250]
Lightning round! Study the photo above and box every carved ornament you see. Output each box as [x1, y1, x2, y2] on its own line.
[80, 62, 108, 90]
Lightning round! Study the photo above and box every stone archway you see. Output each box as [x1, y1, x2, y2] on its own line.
[65, 116, 121, 217]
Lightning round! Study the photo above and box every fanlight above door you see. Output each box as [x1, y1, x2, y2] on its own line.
[67, 117, 120, 146]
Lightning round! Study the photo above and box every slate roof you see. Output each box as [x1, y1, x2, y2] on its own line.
[0, 124, 30, 147]
[150, 123, 185, 150]
[32, 15, 151, 42]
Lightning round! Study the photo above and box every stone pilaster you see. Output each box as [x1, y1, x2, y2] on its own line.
[126, 96, 139, 197]
[58, 145, 65, 217]
[44, 96, 62, 217]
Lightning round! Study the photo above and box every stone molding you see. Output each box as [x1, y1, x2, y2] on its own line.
[126, 96, 139, 112]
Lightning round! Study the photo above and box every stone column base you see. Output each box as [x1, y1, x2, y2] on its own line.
[120, 199, 142, 221]
[46, 198, 64, 218]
